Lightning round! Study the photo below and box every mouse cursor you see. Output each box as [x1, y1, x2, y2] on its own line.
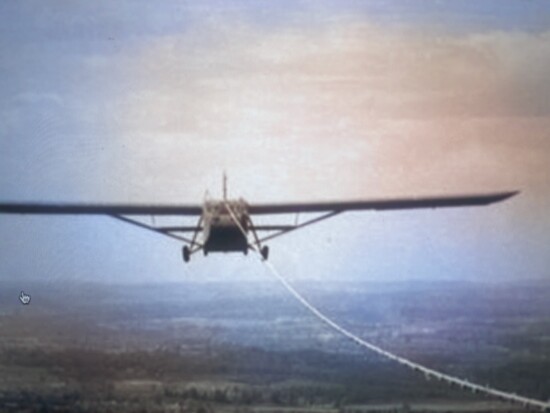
[19, 291, 31, 305]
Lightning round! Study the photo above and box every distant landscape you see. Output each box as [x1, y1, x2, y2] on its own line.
[0, 278, 549, 412]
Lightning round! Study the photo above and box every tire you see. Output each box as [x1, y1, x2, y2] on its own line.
[182, 246, 191, 263]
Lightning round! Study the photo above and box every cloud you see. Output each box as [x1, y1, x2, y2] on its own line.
[13, 92, 63, 106]
[91, 19, 550, 204]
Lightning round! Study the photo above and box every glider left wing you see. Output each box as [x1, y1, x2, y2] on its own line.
[0, 202, 203, 215]
[0, 202, 204, 244]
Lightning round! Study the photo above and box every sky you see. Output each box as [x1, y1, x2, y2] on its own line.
[1, 0, 550, 286]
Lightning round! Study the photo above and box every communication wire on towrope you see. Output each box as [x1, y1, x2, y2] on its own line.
[224, 201, 550, 412]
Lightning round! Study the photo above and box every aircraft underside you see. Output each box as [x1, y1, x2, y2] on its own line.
[203, 225, 248, 254]
[180, 215, 270, 263]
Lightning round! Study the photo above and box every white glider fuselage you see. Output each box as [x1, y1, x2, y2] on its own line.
[202, 199, 249, 254]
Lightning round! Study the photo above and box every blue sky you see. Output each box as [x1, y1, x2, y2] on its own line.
[1, 1, 549, 286]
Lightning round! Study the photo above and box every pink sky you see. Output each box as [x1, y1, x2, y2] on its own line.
[105, 20, 549, 205]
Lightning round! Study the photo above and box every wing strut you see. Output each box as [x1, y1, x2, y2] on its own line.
[111, 215, 203, 247]
[189, 215, 204, 254]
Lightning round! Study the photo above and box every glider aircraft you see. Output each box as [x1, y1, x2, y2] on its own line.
[0, 176, 518, 263]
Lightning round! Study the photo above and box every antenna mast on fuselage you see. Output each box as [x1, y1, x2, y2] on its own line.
[223, 172, 228, 200]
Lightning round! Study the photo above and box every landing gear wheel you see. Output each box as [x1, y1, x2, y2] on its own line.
[261, 246, 269, 260]
[182, 246, 190, 263]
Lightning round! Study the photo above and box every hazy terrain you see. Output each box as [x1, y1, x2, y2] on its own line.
[0, 277, 549, 412]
